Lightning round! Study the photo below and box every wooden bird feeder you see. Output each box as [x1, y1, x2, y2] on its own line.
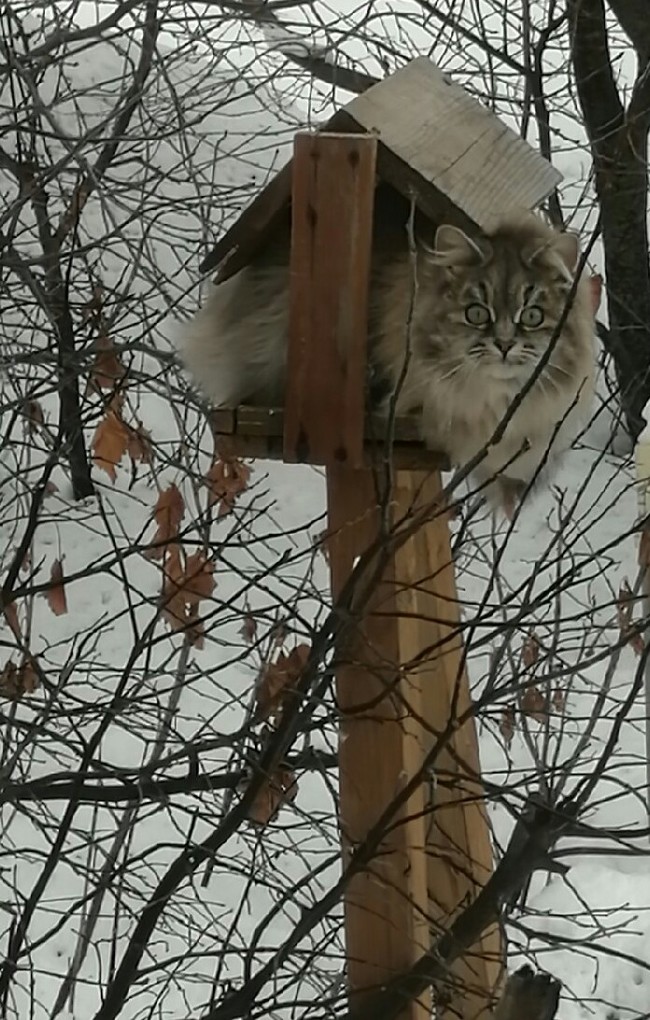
[204, 58, 561, 1020]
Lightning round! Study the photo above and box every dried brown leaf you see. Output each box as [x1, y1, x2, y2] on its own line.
[499, 704, 515, 748]
[185, 611, 205, 650]
[247, 768, 298, 826]
[47, 558, 68, 616]
[521, 634, 540, 669]
[616, 579, 635, 630]
[161, 548, 216, 640]
[241, 614, 257, 642]
[0, 658, 40, 700]
[147, 484, 185, 560]
[161, 547, 187, 632]
[92, 401, 129, 481]
[90, 334, 126, 390]
[255, 659, 292, 724]
[3, 602, 20, 637]
[19, 659, 39, 695]
[271, 620, 289, 648]
[520, 685, 547, 723]
[286, 642, 310, 676]
[126, 421, 152, 466]
[617, 579, 644, 654]
[254, 643, 310, 724]
[180, 552, 216, 606]
[205, 454, 251, 516]
[552, 687, 566, 714]
[81, 283, 105, 325]
[629, 631, 646, 656]
[21, 399, 44, 433]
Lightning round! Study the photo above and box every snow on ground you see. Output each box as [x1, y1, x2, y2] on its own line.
[1, 5, 649, 1019]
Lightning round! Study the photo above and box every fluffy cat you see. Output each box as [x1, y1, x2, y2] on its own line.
[183, 209, 597, 513]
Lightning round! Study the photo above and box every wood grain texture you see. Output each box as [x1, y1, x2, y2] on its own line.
[392, 470, 502, 1020]
[327, 466, 501, 1020]
[327, 465, 431, 1020]
[343, 57, 560, 234]
[284, 132, 377, 468]
[212, 405, 424, 442]
[210, 407, 450, 470]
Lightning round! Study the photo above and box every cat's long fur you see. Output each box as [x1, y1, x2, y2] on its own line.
[183, 210, 596, 510]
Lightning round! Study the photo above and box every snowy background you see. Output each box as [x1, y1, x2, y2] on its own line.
[0, 2, 648, 1019]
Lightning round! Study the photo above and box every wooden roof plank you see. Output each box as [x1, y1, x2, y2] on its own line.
[342, 57, 561, 233]
[198, 57, 563, 282]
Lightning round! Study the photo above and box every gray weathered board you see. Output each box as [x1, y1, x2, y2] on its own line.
[199, 56, 562, 282]
[344, 57, 561, 234]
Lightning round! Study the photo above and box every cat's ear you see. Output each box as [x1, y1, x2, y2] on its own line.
[529, 231, 580, 273]
[431, 224, 490, 267]
[552, 230, 581, 272]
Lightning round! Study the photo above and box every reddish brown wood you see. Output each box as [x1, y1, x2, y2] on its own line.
[283, 132, 377, 469]
[327, 467, 501, 1020]
[327, 465, 431, 1020]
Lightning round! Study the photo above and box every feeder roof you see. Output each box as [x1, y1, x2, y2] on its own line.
[200, 56, 561, 282]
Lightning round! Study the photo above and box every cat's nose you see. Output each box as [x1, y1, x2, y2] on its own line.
[494, 337, 516, 357]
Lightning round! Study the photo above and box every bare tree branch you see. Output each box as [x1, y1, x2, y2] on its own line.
[54, 0, 160, 246]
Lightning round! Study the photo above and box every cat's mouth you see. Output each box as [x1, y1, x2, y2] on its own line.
[483, 350, 531, 379]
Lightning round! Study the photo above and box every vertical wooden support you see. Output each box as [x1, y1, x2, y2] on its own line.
[284, 132, 376, 469]
[393, 471, 503, 1020]
[286, 131, 500, 1020]
[328, 468, 432, 1020]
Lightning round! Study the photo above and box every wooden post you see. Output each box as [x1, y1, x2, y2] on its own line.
[395, 471, 502, 1019]
[285, 131, 500, 1020]
[328, 468, 432, 1020]
[327, 470, 501, 1020]
[284, 133, 376, 469]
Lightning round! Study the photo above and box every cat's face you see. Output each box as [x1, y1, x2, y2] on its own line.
[418, 217, 587, 381]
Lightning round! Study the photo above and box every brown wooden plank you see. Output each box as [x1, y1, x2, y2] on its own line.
[284, 133, 377, 469]
[327, 464, 431, 1020]
[210, 404, 450, 469]
[210, 430, 447, 471]
[212, 405, 426, 443]
[390, 469, 502, 1019]
[327, 464, 500, 1019]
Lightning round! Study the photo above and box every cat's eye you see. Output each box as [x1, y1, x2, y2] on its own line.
[465, 303, 491, 326]
[520, 305, 545, 328]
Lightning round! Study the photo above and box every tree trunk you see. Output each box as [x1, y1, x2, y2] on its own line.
[569, 0, 650, 439]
